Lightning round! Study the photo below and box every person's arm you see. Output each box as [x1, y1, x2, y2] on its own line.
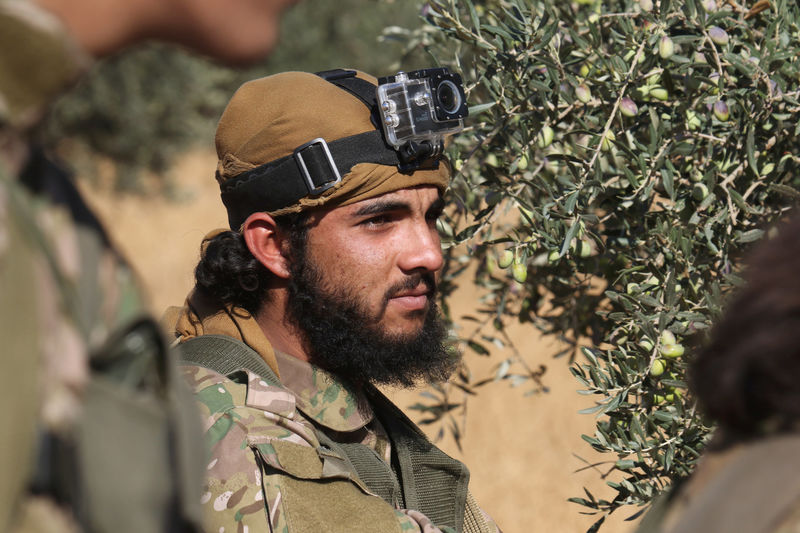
[181, 366, 275, 530]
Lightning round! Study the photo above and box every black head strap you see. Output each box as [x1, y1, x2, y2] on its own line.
[317, 69, 382, 129]
[221, 130, 404, 229]
[317, 69, 375, 107]
[220, 69, 436, 229]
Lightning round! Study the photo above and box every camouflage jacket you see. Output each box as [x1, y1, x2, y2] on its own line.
[180, 338, 501, 533]
[0, 3, 203, 531]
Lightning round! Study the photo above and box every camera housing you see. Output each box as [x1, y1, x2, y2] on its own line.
[377, 68, 468, 155]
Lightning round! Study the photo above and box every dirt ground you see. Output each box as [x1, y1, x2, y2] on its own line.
[78, 149, 639, 533]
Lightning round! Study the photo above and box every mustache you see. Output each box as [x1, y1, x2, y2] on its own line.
[382, 272, 437, 305]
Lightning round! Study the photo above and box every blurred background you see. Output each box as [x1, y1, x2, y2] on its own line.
[41, 0, 636, 531]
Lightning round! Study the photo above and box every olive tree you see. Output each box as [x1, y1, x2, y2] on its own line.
[402, 0, 800, 528]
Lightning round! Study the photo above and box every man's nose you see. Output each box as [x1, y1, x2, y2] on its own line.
[397, 220, 444, 274]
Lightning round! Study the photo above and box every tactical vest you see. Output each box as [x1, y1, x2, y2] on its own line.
[1, 153, 204, 532]
[179, 334, 491, 533]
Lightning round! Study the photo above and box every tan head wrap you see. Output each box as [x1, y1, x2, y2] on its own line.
[214, 70, 450, 227]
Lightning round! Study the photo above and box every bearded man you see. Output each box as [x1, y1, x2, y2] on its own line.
[166, 69, 501, 533]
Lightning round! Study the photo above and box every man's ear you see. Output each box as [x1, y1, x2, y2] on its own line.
[242, 212, 291, 279]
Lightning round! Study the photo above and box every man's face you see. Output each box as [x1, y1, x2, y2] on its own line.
[304, 186, 445, 338]
[284, 185, 456, 386]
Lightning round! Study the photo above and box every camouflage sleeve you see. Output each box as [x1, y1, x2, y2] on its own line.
[182, 365, 325, 532]
[183, 365, 275, 531]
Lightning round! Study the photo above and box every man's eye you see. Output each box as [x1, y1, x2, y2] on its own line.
[363, 215, 391, 227]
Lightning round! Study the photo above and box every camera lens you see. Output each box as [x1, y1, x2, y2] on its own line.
[436, 80, 462, 115]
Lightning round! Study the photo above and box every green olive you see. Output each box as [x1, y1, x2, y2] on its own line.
[660, 330, 676, 346]
[512, 262, 528, 283]
[708, 26, 729, 46]
[650, 87, 669, 101]
[498, 250, 515, 268]
[713, 100, 730, 122]
[620, 97, 638, 117]
[575, 83, 592, 104]
[577, 239, 593, 258]
[650, 359, 666, 377]
[692, 183, 709, 201]
[659, 36, 675, 59]
[660, 343, 685, 359]
[486, 255, 498, 276]
[537, 126, 555, 148]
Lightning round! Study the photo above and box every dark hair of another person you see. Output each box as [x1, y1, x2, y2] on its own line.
[194, 212, 310, 315]
[690, 213, 800, 435]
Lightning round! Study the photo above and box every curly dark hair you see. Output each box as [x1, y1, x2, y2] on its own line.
[690, 212, 800, 434]
[193, 212, 310, 315]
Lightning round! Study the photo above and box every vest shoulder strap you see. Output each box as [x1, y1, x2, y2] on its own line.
[178, 334, 280, 387]
[366, 385, 472, 533]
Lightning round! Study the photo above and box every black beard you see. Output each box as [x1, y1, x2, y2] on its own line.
[285, 247, 457, 388]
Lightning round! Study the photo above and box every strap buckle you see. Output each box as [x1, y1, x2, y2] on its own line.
[293, 138, 342, 196]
